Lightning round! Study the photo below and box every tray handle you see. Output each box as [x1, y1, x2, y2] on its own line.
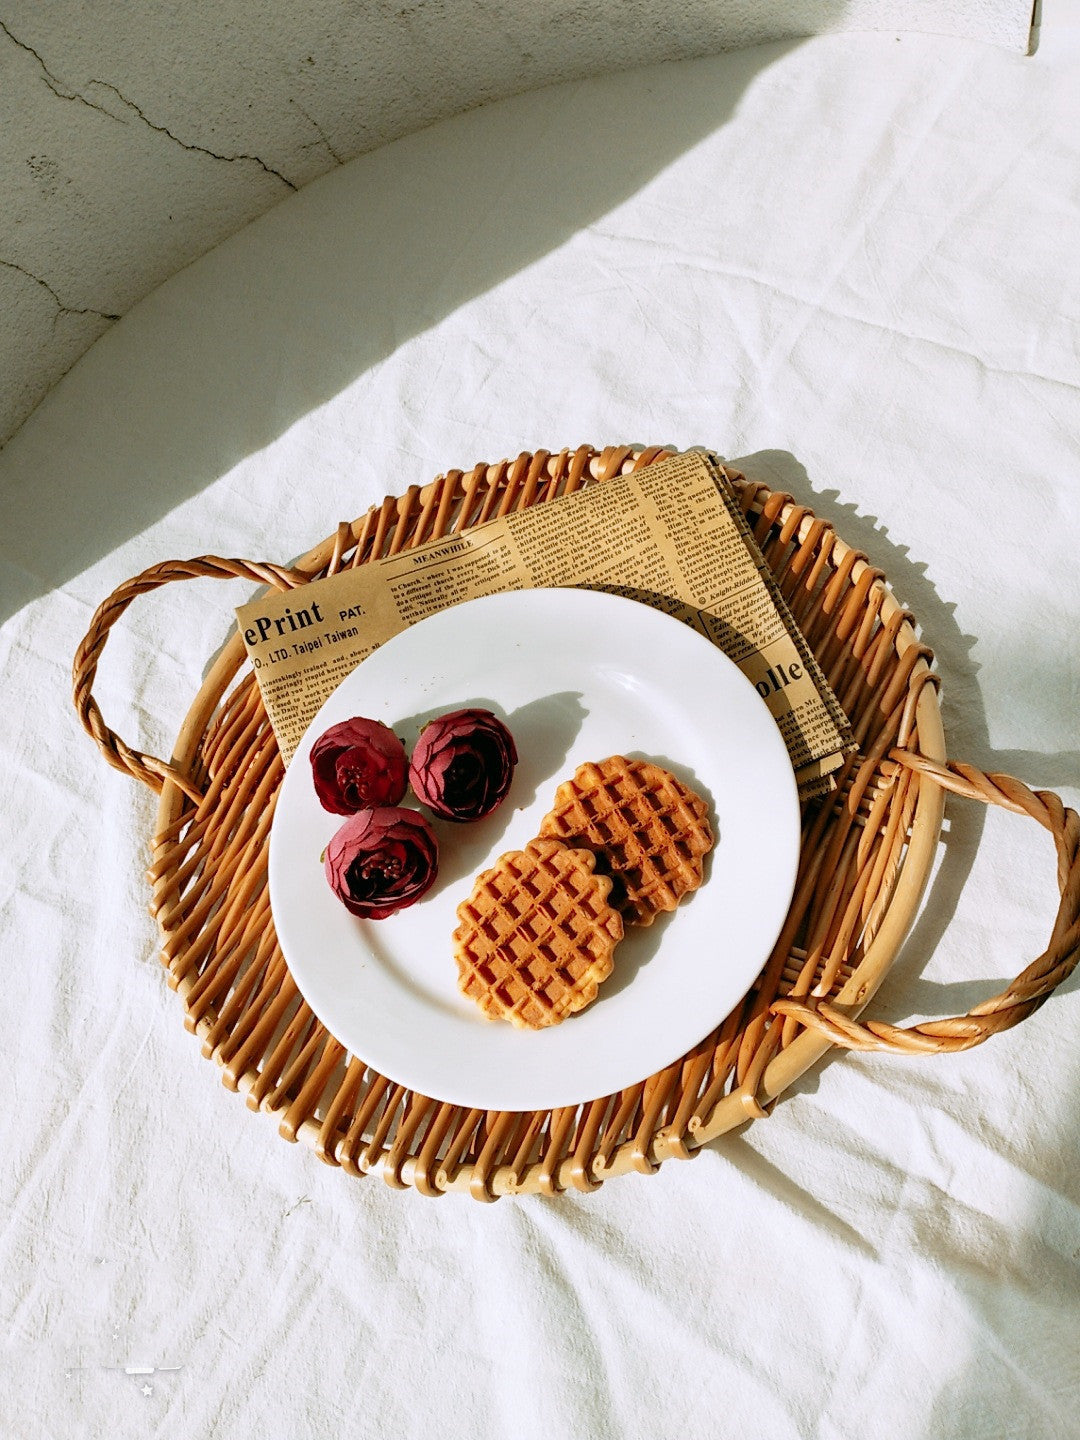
[72, 555, 310, 803]
[772, 749, 1080, 1054]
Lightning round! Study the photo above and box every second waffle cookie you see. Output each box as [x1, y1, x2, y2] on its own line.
[538, 756, 714, 926]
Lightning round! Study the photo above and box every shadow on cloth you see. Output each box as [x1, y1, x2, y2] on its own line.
[0, 37, 822, 622]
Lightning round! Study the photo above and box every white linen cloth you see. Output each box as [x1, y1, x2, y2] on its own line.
[2, 9, 1079, 1438]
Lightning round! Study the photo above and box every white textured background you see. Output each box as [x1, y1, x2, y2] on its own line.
[0, 0, 1033, 447]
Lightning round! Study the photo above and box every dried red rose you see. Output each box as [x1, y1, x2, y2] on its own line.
[408, 708, 518, 822]
[310, 717, 408, 815]
[323, 807, 439, 919]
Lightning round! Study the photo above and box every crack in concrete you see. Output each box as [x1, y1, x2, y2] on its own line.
[0, 16, 119, 121]
[292, 99, 345, 166]
[0, 17, 297, 190]
[88, 80, 298, 190]
[0, 257, 122, 324]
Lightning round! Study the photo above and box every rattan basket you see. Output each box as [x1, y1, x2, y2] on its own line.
[73, 446, 1080, 1200]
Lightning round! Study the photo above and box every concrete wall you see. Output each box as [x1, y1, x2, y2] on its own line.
[0, 1, 1031, 447]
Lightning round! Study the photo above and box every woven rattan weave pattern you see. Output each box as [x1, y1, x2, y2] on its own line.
[73, 445, 1080, 1200]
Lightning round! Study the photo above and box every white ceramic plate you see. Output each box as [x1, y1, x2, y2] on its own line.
[269, 588, 800, 1111]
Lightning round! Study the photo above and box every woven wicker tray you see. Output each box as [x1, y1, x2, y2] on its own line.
[73, 446, 1080, 1200]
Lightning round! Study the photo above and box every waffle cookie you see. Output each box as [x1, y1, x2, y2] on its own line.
[538, 756, 713, 926]
[453, 838, 624, 1029]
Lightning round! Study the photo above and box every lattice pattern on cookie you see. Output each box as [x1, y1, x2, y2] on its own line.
[539, 757, 713, 926]
[453, 838, 623, 1029]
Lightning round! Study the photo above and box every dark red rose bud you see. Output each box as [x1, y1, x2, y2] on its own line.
[310, 717, 408, 815]
[408, 708, 518, 822]
[323, 807, 439, 919]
